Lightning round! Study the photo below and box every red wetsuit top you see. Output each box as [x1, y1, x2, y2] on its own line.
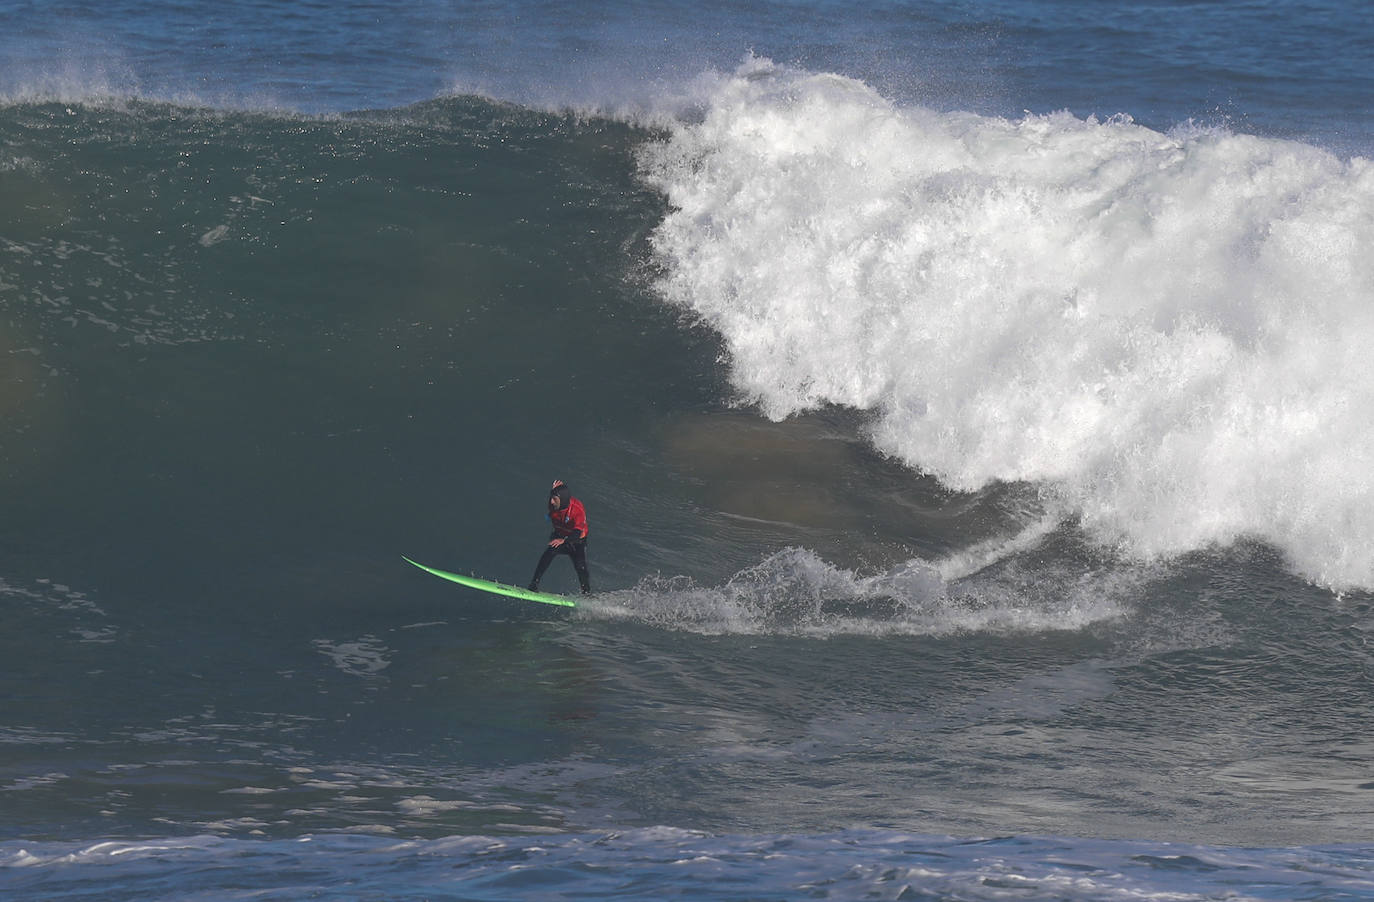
[550, 498, 589, 542]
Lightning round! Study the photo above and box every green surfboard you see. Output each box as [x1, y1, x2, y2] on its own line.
[402, 556, 578, 608]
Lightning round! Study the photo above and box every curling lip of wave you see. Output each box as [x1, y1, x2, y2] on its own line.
[641, 60, 1374, 591]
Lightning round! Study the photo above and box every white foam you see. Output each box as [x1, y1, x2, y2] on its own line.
[587, 545, 1129, 637]
[311, 636, 391, 677]
[642, 59, 1374, 591]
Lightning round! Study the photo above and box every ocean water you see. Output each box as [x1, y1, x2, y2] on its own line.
[2, 1, 1373, 899]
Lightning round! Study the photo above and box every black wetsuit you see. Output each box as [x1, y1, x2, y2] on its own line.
[529, 482, 591, 594]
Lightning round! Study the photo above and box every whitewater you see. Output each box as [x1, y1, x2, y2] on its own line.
[643, 58, 1374, 592]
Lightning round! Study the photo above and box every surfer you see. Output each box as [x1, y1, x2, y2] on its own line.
[528, 479, 591, 594]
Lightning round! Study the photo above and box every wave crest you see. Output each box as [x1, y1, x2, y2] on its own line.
[641, 60, 1374, 590]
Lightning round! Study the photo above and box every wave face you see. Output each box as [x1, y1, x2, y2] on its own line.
[643, 60, 1374, 590]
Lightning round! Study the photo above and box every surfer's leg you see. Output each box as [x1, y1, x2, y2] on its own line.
[570, 542, 590, 594]
[528, 547, 558, 591]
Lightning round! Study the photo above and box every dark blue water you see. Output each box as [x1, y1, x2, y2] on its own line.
[2, 1, 1373, 899]
[6, 0, 1371, 149]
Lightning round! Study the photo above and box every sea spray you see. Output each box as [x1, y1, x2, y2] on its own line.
[590, 542, 1131, 637]
[642, 60, 1374, 590]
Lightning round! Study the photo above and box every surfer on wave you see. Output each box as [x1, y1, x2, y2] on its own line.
[528, 479, 591, 594]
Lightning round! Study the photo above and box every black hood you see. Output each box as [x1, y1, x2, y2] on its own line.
[550, 483, 571, 511]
